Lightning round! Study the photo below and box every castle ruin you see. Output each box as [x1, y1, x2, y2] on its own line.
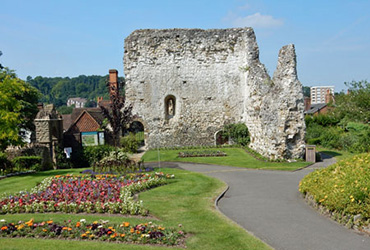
[124, 28, 305, 160]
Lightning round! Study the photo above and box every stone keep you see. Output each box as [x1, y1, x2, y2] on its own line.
[124, 28, 305, 159]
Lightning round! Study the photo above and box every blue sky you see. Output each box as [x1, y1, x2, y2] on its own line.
[1, 0, 369, 92]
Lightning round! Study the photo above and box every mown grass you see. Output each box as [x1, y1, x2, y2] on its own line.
[0, 168, 271, 250]
[316, 146, 356, 161]
[142, 148, 310, 171]
[299, 153, 370, 218]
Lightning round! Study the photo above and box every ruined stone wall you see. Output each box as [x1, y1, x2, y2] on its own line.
[124, 28, 305, 159]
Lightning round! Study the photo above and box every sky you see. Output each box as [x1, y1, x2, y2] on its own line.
[1, 0, 369, 92]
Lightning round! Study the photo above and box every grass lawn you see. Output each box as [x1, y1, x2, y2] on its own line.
[316, 146, 356, 162]
[0, 168, 271, 250]
[142, 147, 311, 171]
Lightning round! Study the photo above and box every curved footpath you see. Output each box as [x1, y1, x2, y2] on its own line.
[155, 154, 370, 250]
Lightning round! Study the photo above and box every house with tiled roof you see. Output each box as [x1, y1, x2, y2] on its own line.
[63, 108, 109, 150]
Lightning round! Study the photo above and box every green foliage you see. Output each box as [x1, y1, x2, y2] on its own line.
[120, 133, 139, 153]
[83, 145, 114, 166]
[70, 145, 114, 169]
[94, 149, 133, 173]
[0, 152, 11, 175]
[299, 153, 370, 220]
[305, 115, 370, 153]
[334, 80, 370, 123]
[12, 156, 42, 172]
[223, 123, 250, 146]
[55, 146, 71, 170]
[56, 105, 74, 114]
[302, 86, 311, 97]
[27, 75, 123, 106]
[0, 68, 40, 149]
[305, 114, 340, 127]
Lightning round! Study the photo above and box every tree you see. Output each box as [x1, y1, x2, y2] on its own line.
[0, 51, 3, 69]
[57, 105, 74, 115]
[0, 68, 40, 149]
[302, 86, 311, 97]
[334, 80, 370, 124]
[99, 78, 134, 148]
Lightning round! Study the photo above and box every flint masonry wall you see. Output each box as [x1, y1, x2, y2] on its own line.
[124, 28, 305, 159]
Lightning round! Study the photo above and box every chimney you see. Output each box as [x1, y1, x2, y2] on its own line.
[304, 97, 311, 111]
[37, 103, 44, 111]
[108, 69, 119, 97]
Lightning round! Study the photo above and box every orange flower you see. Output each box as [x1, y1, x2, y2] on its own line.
[76, 222, 81, 227]
[68, 227, 72, 231]
[120, 233, 125, 237]
[47, 220, 53, 224]
[25, 219, 34, 227]
[1, 226, 7, 231]
[136, 230, 140, 234]
[110, 233, 117, 238]
[130, 228, 134, 233]
[62, 227, 68, 230]
[107, 231, 113, 235]
[124, 222, 130, 227]
[42, 229, 48, 232]
[81, 233, 87, 238]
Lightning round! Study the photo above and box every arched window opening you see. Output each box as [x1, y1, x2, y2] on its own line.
[165, 95, 176, 120]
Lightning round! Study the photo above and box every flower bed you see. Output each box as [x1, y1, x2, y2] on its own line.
[178, 150, 227, 158]
[0, 172, 174, 215]
[299, 153, 370, 232]
[0, 218, 185, 246]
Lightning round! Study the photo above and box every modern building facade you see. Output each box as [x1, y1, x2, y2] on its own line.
[310, 86, 334, 104]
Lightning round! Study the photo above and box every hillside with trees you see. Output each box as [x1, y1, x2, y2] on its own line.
[27, 75, 124, 107]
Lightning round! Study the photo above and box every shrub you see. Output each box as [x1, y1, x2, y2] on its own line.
[299, 153, 370, 221]
[12, 156, 42, 171]
[0, 152, 12, 174]
[83, 145, 115, 166]
[223, 123, 250, 146]
[121, 133, 139, 153]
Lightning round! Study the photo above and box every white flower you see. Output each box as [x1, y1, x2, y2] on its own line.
[0, 219, 6, 223]
[98, 225, 103, 229]
[80, 219, 86, 223]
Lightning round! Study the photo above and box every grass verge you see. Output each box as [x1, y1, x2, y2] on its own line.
[0, 168, 271, 250]
[142, 148, 310, 171]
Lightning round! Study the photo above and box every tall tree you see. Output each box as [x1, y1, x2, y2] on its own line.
[0, 68, 40, 149]
[99, 78, 134, 148]
[334, 80, 370, 124]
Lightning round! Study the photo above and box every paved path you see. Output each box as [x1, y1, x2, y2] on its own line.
[154, 155, 370, 250]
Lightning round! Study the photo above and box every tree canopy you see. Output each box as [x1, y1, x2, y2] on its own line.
[27, 75, 124, 107]
[0, 68, 40, 149]
[334, 80, 370, 124]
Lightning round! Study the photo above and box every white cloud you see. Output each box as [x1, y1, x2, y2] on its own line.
[232, 12, 283, 29]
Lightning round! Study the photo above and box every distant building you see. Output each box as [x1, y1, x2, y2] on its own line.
[67, 97, 88, 108]
[310, 86, 334, 104]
